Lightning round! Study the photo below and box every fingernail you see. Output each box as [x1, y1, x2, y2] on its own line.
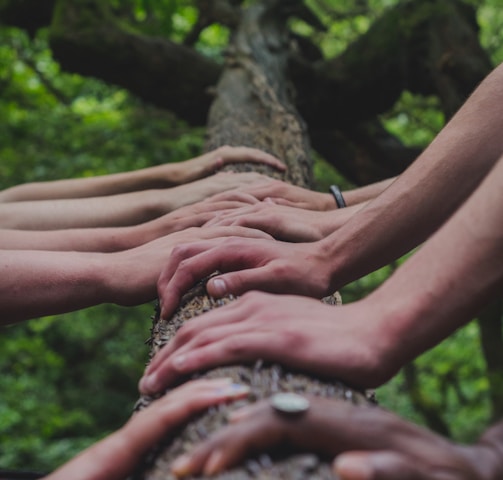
[171, 454, 192, 477]
[204, 449, 225, 475]
[210, 278, 227, 296]
[173, 355, 185, 370]
[139, 373, 157, 394]
[333, 455, 372, 480]
[228, 404, 254, 422]
[215, 383, 250, 397]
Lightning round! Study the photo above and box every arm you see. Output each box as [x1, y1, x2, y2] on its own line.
[0, 225, 271, 324]
[0, 197, 256, 252]
[157, 62, 503, 314]
[205, 201, 366, 241]
[0, 172, 272, 230]
[45, 378, 249, 480]
[170, 397, 503, 480]
[0, 146, 285, 202]
[144, 155, 503, 394]
[210, 177, 394, 211]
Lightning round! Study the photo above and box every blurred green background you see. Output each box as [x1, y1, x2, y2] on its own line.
[0, 0, 502, 472]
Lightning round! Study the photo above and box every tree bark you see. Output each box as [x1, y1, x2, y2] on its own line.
[133, 3, 370, 479]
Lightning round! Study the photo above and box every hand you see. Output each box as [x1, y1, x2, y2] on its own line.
[45, 378, 250, 480]
[157, 235, 335, 320]
[205, 201, 327, 241]
[109, 226, 273, 307]
[206, 179, 334, 211]
[170, 396, 500, 480]
[142, 195, 260, 242]
[175, 146, 286, 184]
[139, 292, 392, 395]
[168, 171, 275, 211]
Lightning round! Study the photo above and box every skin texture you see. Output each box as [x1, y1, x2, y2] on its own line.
[142, 155, 503, 398]
[0, 145, 285, 202]
[44, 378, 250, 480]
[0, 197, 257, 252]
[156, 62, 503, 319]
[0, 225, 271, 324]
[0, 171, 274, 230]
[205, 201, 365, 241]
[169, 397, 503, 480]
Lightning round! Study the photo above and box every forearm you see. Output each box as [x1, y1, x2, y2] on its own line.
[0, 164, 182, 202]
[324, 63, 503, 288]
[0, 226, 147, 252]
[0, 189, 166, 229]
[365, 156, 503, 371]
[343, 177, 397, 206]
[0, 250, 115, 324]
[318, 202, 367, 237]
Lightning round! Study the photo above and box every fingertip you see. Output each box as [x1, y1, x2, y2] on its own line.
[333, 454, 373, 480]
[171, 454, 193, 478]
[204, 449, 226, 476]
[138, 372, 158, 395]
[208, 277, 228, 297]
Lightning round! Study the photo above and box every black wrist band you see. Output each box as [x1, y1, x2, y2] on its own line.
[329, 185, 346, 208]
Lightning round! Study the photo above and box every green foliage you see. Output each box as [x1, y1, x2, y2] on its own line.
[0, 0, 502, 473]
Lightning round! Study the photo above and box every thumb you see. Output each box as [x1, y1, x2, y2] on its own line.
[206, 267, 278, 298]
[333, 452, 429, 480]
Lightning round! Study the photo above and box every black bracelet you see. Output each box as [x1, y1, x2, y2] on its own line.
[329, 185, 346, 208]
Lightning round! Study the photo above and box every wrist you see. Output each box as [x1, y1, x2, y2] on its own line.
[320, 192, 338, 211]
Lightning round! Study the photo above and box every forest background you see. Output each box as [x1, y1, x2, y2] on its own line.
[0, 0, 502, 473]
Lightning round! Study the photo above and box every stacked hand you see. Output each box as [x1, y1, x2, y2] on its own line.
[170, 396, 501, 480]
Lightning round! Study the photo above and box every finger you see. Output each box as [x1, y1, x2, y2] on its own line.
[333, 452, 431, 480]
[206, 264, 291, 298]
[206, 190, 260, 205]
[220, 146, 286, 171]
[158, 239, 273, 319]
[141, 332, 277, 393]
[124, 378, 250, 449]
[157, 242, 231, 320]
[141, 298, 251, 381]
[171, 404, 281, 478]
[199, 226, 272, 241]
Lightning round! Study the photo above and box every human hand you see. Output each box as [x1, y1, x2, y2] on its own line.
[45, 378, 250, 480]
[109, 226, 272, 307]
[157, 235, 334, 320]
[139, 292, 392, 395]
[142, 195, 259, 241]
[170, 395, 499, 480]
[176, 145, 286, 184]
[169, 171, 275, 211]
[206, 179, 334, 211]
[205, 201, 329, 241]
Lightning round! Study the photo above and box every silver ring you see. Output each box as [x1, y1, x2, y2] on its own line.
[270, 393, 310, 416]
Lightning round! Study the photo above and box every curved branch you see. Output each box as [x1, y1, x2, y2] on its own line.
[49, 0, 222, 125]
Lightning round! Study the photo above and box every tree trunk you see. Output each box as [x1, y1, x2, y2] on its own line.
[133, 3, 371, 479]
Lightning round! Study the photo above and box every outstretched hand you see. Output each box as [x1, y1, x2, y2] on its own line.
[157, 236, 335, 320]
[207, 178, 333, 211]
[177, 145, 286, 184]
[139, 292, 393, 395]
[170, 396, 499, 480]
[205, 202, 328, 241]
[46, 378, 250, 480]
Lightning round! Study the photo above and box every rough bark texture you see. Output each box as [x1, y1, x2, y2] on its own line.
[132, 3, 371, 479]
